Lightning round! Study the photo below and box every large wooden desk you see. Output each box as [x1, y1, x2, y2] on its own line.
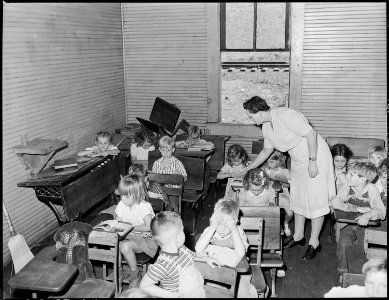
[8, 257, 78, 298]
[17, 155, 121, 226]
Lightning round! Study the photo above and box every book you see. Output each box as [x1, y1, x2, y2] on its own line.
[93, 220, 134, 236]
[53, 157, 78, 170]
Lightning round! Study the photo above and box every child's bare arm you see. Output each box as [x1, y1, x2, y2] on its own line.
[106, 148, 120, 156]
[132, 214, 153, 232]
[217, 171, 232, 179]
[221, 216, 245, 258]
[140, 274, 179, 298]
[77, 149, 94, 157]
[195, 217, 218, 253]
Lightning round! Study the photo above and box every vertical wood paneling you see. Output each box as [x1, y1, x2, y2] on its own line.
[3, 3, 125, 266]
[122, 3, 209, 127]
[300, 2, 386, 140]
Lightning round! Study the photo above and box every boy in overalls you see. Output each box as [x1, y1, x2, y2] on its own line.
[331, 161, 386, 273]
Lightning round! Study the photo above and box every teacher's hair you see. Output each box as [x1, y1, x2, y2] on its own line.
[243, 96, 270, 113]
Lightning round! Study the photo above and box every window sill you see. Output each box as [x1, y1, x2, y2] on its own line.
[205, 122, 264, 139]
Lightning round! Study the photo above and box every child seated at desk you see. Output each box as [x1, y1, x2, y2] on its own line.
[262, 150, 293, 237]
[114, 174, 159, 288]
[330, 161, 386, 274]
[140, 211, 220, 298]
[367, 146, 386, 169]
[128, 163, 172, 211]
[237, 168, 276, 207]
[175, 125, 214, 150]
[330, 144, 353, 193]
[217, 144, 250, 199]
[131, 128, 158, 163]
[77, 131, 120, 157]
[151, 136, 187, 183]
[195, 198, 258, 298]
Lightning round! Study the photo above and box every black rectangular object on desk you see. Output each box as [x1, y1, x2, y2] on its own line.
[149, 97, 181, 134]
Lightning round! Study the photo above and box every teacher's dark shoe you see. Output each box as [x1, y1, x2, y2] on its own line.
[302, 244, 321, 260]
[284, 237, 306, 249]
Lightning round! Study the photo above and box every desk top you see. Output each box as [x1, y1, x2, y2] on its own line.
[175, 148, 214, 159]
[334, 209, 380, 226]
[17, 155, 114, 187]
[8, 258, 78, 293]
[13, 139, 67, 155]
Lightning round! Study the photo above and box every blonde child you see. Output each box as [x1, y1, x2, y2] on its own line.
[262, 150, 294, 237]
[175, 125, 214, 150]
[130, 128, 158, 163]
[324, 258, 387, 298]
[367, 146, 386, 168]
[128, 164, 170, 209]
[151, 136, 187, 181]
[140, 211, 220, 298]
[330, 144, 353, 193]
[217, 144, 250, 199]
[114, 174, 159, 288]
[331, 161, 386, 273]
[195, 198, 261, 298]
[78, 131, 120, 157]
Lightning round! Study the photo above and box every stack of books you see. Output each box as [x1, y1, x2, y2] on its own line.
[53, 157, 78, 170]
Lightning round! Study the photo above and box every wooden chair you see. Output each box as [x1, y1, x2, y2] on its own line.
[87, 230, 120, 295]
[147, 173, 184, 214]
[240, 206, 284, 297]
[364, 229, 387, 260]
[24, 231, 118, 298]
[194, 260, 238, 298]
[179, 154, 207, 233]
[238, 216, 268, 298]
[202, 135, 230, 198]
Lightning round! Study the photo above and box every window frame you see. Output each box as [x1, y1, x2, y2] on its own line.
[220, 2, 290, 52]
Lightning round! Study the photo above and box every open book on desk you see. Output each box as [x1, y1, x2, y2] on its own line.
[93, 220, 152, 238]
[93, 220, 134, 236]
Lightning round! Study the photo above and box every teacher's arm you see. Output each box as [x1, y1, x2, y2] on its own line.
[240, 146, 274, 176]
[305, 128, 319, 178]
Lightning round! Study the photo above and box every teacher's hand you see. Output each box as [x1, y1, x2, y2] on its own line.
[237, 166, 251, 178]
[308, 160, 319, 178]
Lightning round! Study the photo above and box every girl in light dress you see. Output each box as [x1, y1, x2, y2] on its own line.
[217, 144, 250, 199]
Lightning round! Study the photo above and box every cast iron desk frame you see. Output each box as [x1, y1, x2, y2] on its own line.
[17, 155, 120, 226]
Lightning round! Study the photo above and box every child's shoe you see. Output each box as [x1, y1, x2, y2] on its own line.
[284, 224, 291, 237]
[122, 266, 141, 288]
[277, 269, 286, 277]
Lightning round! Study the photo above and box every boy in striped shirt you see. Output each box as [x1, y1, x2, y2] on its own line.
[152, 136, 187, 182]
[139, 211, 220, 298]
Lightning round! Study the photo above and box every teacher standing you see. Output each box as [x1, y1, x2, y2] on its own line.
[242, 96, 335, 260]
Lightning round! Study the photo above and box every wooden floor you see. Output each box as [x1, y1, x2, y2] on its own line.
[3, 183, 340, 298]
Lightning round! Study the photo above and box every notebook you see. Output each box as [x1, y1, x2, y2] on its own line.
[53, 157, 78, 170]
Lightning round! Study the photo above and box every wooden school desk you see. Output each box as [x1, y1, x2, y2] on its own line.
[333, 209, 380, 242]
[8, 257, 78, 298]
[17, 155, 121, 226]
